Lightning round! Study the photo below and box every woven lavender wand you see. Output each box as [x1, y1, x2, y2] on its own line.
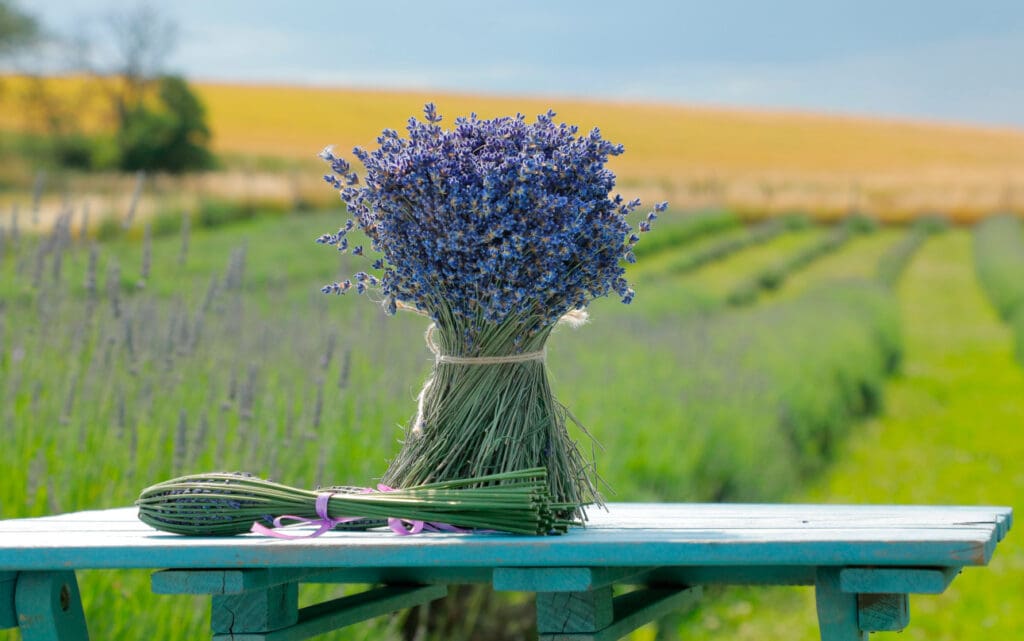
[137, 468, 582, 537]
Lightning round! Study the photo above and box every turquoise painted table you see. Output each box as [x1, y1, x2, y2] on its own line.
[0, 503, 1012, 640]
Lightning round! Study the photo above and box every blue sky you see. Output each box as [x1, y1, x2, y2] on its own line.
[22, 1, 1024, 128]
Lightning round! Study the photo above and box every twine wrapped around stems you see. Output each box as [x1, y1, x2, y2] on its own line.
[411, 323, 547, 436]
[382, 308, 603, 522]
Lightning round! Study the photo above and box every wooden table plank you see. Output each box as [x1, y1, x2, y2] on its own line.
[0, 504, 1010, 535]
[0, 504, 1010, 572]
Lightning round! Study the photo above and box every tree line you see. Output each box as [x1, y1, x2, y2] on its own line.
[0, 0, 214, 173]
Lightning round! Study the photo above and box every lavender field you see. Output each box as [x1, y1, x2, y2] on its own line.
[1, 205, 1020, 640]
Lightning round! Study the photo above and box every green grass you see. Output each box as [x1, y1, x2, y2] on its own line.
[667, 230, 1024, 640]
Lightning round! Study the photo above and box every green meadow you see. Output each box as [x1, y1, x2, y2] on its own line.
[1, 205, 1020, 640]
[671, 229, 1024, 641]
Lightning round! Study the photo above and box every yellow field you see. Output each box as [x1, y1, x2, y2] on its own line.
[4, 75, 1024, 221]
[193, 82, 1024, 171]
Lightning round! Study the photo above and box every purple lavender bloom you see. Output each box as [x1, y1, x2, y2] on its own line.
[318, 104, 664, 327]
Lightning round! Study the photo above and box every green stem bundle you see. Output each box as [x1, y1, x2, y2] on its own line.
[137, 468, 581, 536]
[381, 310, 602, 521]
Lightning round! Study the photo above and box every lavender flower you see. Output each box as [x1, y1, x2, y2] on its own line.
[318, 104, 664, 330]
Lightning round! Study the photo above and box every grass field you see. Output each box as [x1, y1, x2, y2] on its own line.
[4, 76, 1024, 220]
[670, 230, 1024, 641]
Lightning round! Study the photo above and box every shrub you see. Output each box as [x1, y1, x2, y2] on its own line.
[95, 215, 123, 242]
[973, 215, 1024, 320]
[118, 75, 215, 173]
[151, 209, 189, 238]
[875, 218, 943, 288]
[196, 199, 256, 229]
[1013, 308, 1024, 367]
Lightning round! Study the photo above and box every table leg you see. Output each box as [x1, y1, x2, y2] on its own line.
[1, 572, 17, 629]
[815, 568, 866, 641]
[14, 571, 90, 641]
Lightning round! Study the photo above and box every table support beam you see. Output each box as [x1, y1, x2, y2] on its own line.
[210, 583, 447, 641]
[537, 585, 700, 641]
[13, 571, 90, 641]
[212, 582, 299, 635]
[839, 567, 959, 594]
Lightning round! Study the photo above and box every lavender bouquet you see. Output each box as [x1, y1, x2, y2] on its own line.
[318, 104, 663, 518]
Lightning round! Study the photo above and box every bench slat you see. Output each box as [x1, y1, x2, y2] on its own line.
[0, 504, 1010, 572]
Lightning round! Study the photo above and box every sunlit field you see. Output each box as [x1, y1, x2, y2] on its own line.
[3, 75, 1024, 220]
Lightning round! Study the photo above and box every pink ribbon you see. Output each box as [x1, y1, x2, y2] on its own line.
[249, 485, 472, 539]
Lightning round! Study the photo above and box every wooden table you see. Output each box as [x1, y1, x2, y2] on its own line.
[0, 503, 1012, 641]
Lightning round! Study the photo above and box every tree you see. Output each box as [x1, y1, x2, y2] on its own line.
[0, 0, 38, 105]
[91, 4, 213, 172]
[118, 74, 214, 173]
[2, 2, 214, 172]
[0, 0, 38, 58]
[102, 3, 177, 127]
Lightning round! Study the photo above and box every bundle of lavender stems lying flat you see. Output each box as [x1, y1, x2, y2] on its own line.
[137, 467, 582, 537]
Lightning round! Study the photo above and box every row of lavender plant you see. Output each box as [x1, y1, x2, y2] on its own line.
[874, 216, 947, 288]
[553, 276, 901, 501]
[0, 213, 430, 522]
[0, 205, 440, 640]
[630, 208, 741, 259]
[723, 215, 876, 306]
[973, 214, 1024, 366]
[665, 213, 809, 275]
